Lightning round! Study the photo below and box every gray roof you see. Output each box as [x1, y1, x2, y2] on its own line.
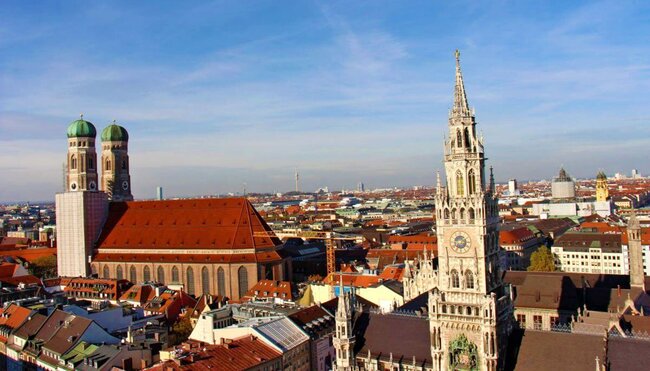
[254, 316, 309, 352]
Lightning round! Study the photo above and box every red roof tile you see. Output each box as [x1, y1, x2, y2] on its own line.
[96, 198, 281, 251]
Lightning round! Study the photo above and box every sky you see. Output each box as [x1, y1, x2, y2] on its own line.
[1, 1, 649, 202]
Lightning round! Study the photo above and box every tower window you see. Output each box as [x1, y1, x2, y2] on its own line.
[469, 208, 475, 220]
[465, 270, 475, 289]
[70, 155, 77, 170]
[106, 160, 112, 171]
[468, 170, 476, 195]
[122, 159, 127, 170]
[456, 171, 464, 196]
[451, 270, 460, 288]
[464, 127, 470, 148]
[457, 129, 462, 147]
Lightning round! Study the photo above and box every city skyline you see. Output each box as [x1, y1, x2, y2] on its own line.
[2, 1, 650, 202]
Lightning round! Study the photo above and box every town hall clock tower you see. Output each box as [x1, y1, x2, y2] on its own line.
[428, 50, 514, 371]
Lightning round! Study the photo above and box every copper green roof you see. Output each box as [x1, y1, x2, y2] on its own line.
[67, 116, 97, 138]
[101, 121, 129, 142]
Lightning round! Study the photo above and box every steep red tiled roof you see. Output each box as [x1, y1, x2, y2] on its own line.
[119, 284, 157, 304]
[244, 280, 295, 301]
[500, 227, 535, 245]
[96, 198, 281, 251]
[0, 304, 33, 342]
[322, 273, 381, 288]
[378, 266, 404, 281]
[146, 336, 281, 371]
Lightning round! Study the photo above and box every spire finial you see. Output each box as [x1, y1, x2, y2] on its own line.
[436, 170, 442, 195]
[452, 49, 470, 117]
[80, 113, 84, 120]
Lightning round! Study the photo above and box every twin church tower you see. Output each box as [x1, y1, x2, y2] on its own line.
[65, 116, 133, 201]
[57, 118, 133, 277]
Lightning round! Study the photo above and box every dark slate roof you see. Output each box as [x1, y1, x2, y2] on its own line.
[607, 336, 650, 370]
[513, 274, 579, 311]
[398, 291, 429, 315]
[506, 329, 605, 371]
[354, 312, 431, 367]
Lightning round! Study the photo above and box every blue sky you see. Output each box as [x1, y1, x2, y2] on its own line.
[1, 1, 649, 201]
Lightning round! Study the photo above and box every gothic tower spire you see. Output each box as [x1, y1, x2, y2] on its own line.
[452, 49, 471, 118]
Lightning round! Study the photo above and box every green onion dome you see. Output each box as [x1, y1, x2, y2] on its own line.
[101, 121, 129, 142]
[67, 115, 97, 138]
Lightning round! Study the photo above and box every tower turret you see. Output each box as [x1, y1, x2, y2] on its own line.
[333, 280, 356, 370]
[628, 212, 645, 290]
[100, 121, 133, 201]
[66, 115, 99, 192]
[596, 171, 609, 202]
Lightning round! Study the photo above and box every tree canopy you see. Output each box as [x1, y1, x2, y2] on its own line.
[528, 246, 556, 272]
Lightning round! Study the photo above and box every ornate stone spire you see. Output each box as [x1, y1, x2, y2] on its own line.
[452, 49, 471, 118]
[489, 166, 495, 194]
[436, 170, 442, 195]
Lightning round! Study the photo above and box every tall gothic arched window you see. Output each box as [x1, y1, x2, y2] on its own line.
[116, 265, 123, 280]
[469, 208, 475, 220]
[238, 266, 248, 298]
[464, 127, 470, 148]
[460, 208, 466, 220]
[457, 129, 462, 147]
[143, 266, 151, 282]
[201, 267, 210, 295]
[186, 267, 195, 295]
[103, 266, 110, 279]
[71, 155, 77, 170]
[217, 267, 226, 297]
[106, 160, 112, 171]
[122, 159, 127, 170]
[456, 171, 464, 196]
[129, 266, 137, 283]
[468, 169, 476, 195]
[465, 270, 475, 289]
[172, 266, 179, 283]
[157, 266, 165, 283]
[451, 270, 460, 288]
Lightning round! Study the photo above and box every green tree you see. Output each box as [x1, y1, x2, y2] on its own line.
[28, 255, 57, 278]
[170, 316, 193, 345]
[527, 246, 556, 272]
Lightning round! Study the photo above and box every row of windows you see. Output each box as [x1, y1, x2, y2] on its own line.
[450, 269, 475, 289]
[104, 265, 247, 297]
[69, 141, 94, 147]
[69, 154, 95, 171]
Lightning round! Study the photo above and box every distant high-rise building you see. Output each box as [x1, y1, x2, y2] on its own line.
[508, 179, 517, 195]
[632, 169, 639, 179]
[295, 168, 300, 193]
[156, 186, 163, 200]
[357, 182, 365, 192]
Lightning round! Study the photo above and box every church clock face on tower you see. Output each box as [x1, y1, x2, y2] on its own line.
[450, 231, 471, 253]
[121, 180, 129, 190]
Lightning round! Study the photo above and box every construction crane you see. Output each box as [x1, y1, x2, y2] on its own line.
[254, 230, 362, 275]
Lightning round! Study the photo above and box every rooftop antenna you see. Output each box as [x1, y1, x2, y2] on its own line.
[295, 168, 300, 193]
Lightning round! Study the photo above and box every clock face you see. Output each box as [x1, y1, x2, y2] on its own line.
[121, 181, 129, 190]
[451, 231, 471, 253]
[89, 181, 97, 190]
[70, 182, 78, 191]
